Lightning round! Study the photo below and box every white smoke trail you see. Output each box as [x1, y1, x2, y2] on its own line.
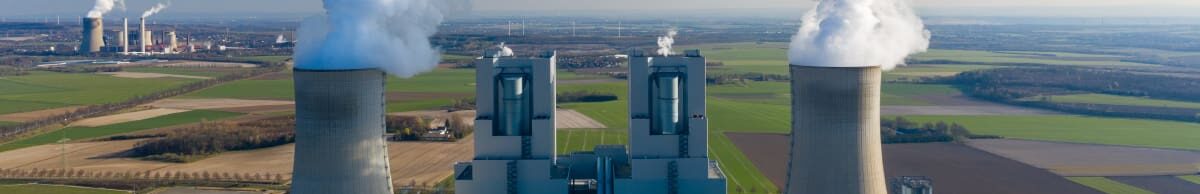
[496, 42, 514, 57]
[787, 0, 930, 70]
[657, 29, 678, 56]
[295, 0, 470, 78]
[86, 0, 126, 18]
[142, 1, 171, 18]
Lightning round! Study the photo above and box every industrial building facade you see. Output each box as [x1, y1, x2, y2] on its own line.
[455, 49, 726, 194]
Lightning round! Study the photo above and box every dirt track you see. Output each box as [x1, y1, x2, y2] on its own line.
[72, 108, 190, 127]
[725, 133, 1101, 194]
[0, 106, 82, 122]
[969, 139, 1200, 176]
[99, 72, 211, 80]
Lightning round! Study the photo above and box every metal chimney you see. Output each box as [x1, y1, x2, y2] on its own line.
[786, 65, 886, 194]
[291, 68, 394, 194]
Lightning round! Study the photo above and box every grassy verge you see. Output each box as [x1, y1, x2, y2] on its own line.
[1179, 175, 1200, 185]
[0, 110, 243, 152]
[0, 184, 128, 194]
[1066, 177, 1154, 194]
[1024, 93, 1200, 109]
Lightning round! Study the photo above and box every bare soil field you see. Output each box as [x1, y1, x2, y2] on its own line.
[0, 106, 82, 122]
[150, 187, 279, 194]
[72, 108, 189, 127]
[0, 136, 475, 187]
[98, 72, 212, 80]
[1109, 176, 1200, 194]
[556, 109, 607, 129]
[150, 99, 294, 111]
[969, 139, 1200, 176]
[726, 133, 1101, 194]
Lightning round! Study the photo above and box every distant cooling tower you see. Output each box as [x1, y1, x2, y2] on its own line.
[291, 68, 394, 194]
[786, 65, 886, 194]
[80, 17, 103, 53]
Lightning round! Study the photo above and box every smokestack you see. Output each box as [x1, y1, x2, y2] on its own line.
[292, 68, 394, 194]
[122, 17, 128, 54]
[786, 65, 885, 194]
[140, 17, 146, 53]
[167, 31, 177, 53]
[80, 17, 103, 53]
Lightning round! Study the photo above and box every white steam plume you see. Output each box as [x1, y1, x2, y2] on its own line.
[86, 0, 126, 18]
[142, 1, 171, 18]
[787, 0, 930, 70]
[657, 29, 677, 56]
[295, 0, 470, 78]
[496, 42, 514, 57]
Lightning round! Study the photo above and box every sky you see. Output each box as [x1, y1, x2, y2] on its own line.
[3, 0, 1200, 17]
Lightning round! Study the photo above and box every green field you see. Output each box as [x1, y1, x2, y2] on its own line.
[708, 81, 958, 106]
[902, 115, 1200, 150]
[184, 78, 294, 100]
[1022, 93, 1200, 109]
[682, 42, 1155, 70]
[0, 184, 127, 194]
[234, 55, 291, 63]
[1066, 177, 1154, 194]
[0, 71, 193, 114]
[0, 110, 242, 152]
[1179, 175, 1200, 185]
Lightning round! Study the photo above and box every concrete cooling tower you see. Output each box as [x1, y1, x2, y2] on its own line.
[291, 68, 394, 194]
[786, 65, 886, 194]
[81, 17, 103, 53]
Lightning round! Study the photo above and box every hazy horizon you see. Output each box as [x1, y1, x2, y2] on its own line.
[3, 0, 1200, 18]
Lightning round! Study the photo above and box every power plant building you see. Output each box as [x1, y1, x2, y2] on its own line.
[291, 68, 394, 194]
[454, 49, 725, 194]
[786, 65, 887, 194]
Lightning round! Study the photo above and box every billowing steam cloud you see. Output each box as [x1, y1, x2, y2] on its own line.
[295, 0, 471, 78]
[496, 42, 514, 57]
[86, 0, 126, 18]
[657, 29, 678, 56]
[787, 0, 930, 70]
[142, 1, 171, 18]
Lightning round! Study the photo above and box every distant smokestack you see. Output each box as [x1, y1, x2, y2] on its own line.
[140, 17, 146, 53]
[786, 65, 885, 194]
[80, 17, 103, 53]
[121, 17, 128, 54]
[292, 68, 394, 194]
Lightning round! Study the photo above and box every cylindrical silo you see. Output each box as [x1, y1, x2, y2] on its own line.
[80, 17, 103, 53]
[291, 68, 394, 194]
[786, 65, 885, 194]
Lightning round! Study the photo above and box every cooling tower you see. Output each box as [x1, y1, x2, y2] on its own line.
[291, 68, 394, 194]
[80, 17, 103, 53]
[786, 65, 886, 194]
[166, 31, 177, 53]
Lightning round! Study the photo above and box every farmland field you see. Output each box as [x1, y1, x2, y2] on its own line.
[123, 67, 243, 78]
[0, 71, 193, 114]
[1067, 177, 1155, 194]
[1180, 175, 1200, 185]
[0, 184, 127, 194]
[902, 115, 1200, 151]
[1023, 93, 1200, 109]
[912, 49, 1155, 67]
[0, 110, 242, 152]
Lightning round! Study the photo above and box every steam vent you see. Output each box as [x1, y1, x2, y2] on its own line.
[454, 49, 726, 194]
[786, 65, 886, 194]
[81, 17, 104, 53]
[291, 68, 394, 194]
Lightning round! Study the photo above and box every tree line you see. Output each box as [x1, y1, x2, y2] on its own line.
[131, 116, 295, 163]
[882, 117, 993, 144]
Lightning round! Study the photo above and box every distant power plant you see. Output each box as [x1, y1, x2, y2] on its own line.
[80, 17, 103, 53]
[786, 65, 887, 194]
[454, 48, 725, 194]
[291, 68, 394, 194]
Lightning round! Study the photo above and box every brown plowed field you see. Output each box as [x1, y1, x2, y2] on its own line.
[0, 136, 475, 186]
[0, 106, 82, 122]
[726, 133, 1101, 194]
[1109, 176, 1200, 194]
[969, 139, 1200, 176]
